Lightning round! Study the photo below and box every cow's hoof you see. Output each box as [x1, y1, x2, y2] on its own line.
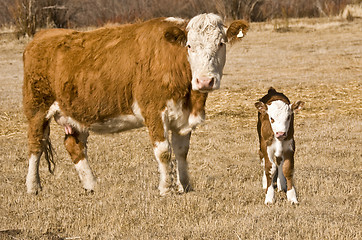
[159, 187, 171, 196]
[175, 181, 192, 194]
[27, 188, 40, 195]
[26, 181, 41, 195]
[176, 185, 185, 194]
[84, 189, 95, 195]
[80, 175, 97, 192]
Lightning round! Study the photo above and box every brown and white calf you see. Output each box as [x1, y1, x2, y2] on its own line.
[255, 88, 304, 204]
[23, 14, 249, 195]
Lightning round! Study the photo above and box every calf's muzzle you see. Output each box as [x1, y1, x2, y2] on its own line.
[276, 131, 287, 140]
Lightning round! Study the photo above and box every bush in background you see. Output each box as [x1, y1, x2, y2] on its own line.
[0, 0, 355, 37]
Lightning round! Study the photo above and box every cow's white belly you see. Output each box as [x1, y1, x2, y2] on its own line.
[90, 115, 144, 134]
[46, 101, 145, 134]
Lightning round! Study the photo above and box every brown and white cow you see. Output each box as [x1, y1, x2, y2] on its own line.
[23, 14, 249, 195]
[255, 88, 304, 204]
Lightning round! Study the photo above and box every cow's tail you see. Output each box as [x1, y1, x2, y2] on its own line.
[41, 121, 56, 174]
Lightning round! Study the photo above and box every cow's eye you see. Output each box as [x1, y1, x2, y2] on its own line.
[219, 42, 224, 47]
[270, 118, 275, 123]
[187, 44, 191, 49]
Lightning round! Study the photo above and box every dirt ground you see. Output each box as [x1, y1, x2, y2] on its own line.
[0, 18, 361, 239]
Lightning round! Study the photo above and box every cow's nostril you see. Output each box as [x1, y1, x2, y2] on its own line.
[209, 77, 215, 87]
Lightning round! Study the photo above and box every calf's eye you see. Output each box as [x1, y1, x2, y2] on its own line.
[270, 118, 275, 123]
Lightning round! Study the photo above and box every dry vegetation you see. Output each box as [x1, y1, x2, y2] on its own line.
[1, 0, 357, 37]
[0, 17, 361, 239]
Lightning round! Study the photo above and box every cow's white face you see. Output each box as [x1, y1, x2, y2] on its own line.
[267, 100, 293, 140]
[186, 14, 227, 92]
[164, 14, 248, 92]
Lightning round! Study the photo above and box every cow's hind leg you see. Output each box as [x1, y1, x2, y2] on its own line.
[172, 131, 191, 193]
[64, 130, 96, 192]
[26, 112, 53, 194]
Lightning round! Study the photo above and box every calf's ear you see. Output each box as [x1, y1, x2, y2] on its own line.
[255, 101, 267, 113]
[291, 101, 305, 112]
[226, 20, 249, 43]
[164, 27, 187, 46]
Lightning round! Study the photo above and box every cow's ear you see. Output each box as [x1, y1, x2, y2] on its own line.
[255, 101, 267, 113]
[291, 101, 305, 112]
[164, 27, 187, 46]
[226, 20, 249, 44]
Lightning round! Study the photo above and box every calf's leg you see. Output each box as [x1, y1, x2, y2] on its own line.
[283, 151, 298, 204]
[276, 157, 287, 192]
[264, 155, 277, 204]
[260, 157, 267, 190]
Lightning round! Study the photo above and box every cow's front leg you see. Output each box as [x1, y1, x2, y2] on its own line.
[172, 131, 191, 193]
[147, 116, 172, 196]
[283, 151, 298, 204]
[153, 139, 172, 196]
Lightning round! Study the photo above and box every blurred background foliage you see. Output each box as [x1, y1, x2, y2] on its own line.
[0, 0, 359, 37]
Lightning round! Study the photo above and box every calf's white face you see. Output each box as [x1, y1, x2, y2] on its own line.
[267, 100, 293, 140]
[186, 14, 227, 92]
[256, 100, 304, 140]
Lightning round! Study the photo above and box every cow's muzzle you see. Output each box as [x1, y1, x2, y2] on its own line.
[196, 76, 215, 91]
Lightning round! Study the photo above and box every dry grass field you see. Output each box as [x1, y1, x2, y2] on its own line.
[0, 18, 361, 239]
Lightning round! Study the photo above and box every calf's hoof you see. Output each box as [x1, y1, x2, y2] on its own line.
[264, 186, 275, 205]
[287, 187, 299, 204]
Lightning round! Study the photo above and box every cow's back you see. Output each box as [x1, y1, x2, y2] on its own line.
[23, 19, 191, 125]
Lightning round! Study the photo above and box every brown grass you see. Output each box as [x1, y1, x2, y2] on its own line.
[0, 18, 361, 239]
